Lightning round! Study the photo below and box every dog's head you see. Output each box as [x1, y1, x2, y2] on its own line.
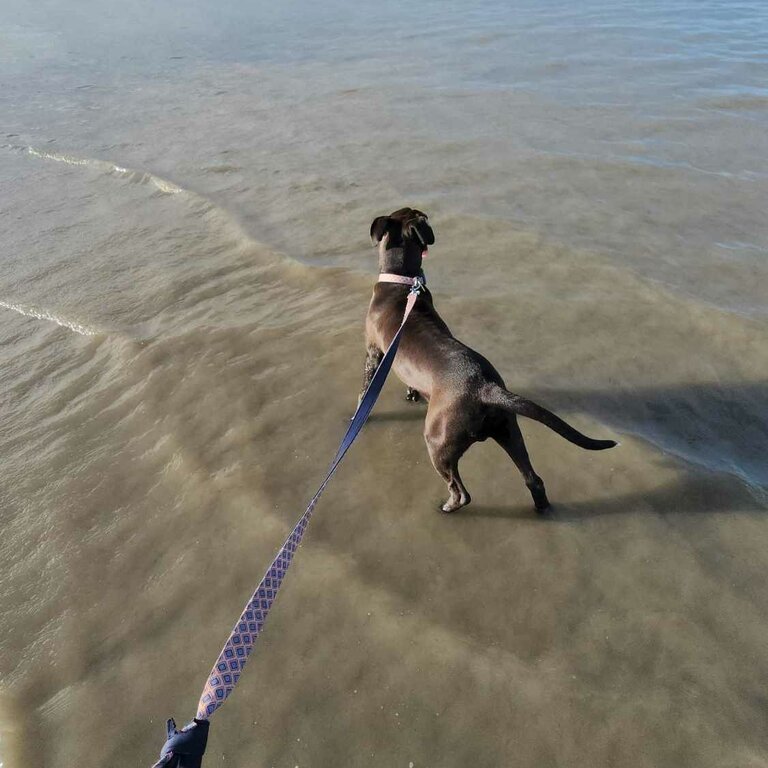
[370, 208, 434, 275]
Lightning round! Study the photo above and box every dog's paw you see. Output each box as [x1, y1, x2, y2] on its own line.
[405, 388, 421, 403]
[439, 495, 470, 513]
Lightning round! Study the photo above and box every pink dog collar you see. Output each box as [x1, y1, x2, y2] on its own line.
[378, 267, 427, 287]
[378, 273, 420, 286]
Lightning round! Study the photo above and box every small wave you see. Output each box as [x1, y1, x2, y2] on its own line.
[24, 146, 183, 195]
[3, 142, 322, 293]
[0, 300, 101, 336]
[26, 148, 90, 166]
[10, 144, 274, 253]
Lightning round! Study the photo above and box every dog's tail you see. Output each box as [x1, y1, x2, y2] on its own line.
[483, 385, 617, 450]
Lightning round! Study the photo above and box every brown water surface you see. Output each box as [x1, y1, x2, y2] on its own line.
[1, 1, 767, 765]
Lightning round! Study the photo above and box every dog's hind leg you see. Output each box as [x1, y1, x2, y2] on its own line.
[494, 416, 550, 512]
[424, 415, 472, 513]
[427, 442, 471, 513]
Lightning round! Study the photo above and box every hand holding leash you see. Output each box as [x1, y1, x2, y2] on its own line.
[151, 718, 209, 768]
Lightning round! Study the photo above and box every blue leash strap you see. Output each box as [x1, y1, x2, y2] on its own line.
[151, 278, 424, 767]
[196, 281, 422, 718]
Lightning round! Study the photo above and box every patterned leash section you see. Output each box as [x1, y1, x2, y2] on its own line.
[196, 282, 422, 721]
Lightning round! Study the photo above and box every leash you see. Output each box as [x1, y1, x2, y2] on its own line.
[151, 275, 425, 768]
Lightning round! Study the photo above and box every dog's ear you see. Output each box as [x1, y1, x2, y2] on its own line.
[370, 216, 393, 246]
[408, 217, 435, 247]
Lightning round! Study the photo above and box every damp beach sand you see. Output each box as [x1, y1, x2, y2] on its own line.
[1, 1, 767, 766]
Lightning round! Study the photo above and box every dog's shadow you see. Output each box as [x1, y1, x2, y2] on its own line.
[368, 381, 768, 488]
[367, 408, 425, 423]
[534, 381, 768, 490]
[366, 380, 768, 518]
[463, 472, 764, 521]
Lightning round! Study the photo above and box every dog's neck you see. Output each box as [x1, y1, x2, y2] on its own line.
[378, 247, 423, 278]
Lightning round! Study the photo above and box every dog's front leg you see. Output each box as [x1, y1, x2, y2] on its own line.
[358, 344, 383, 405]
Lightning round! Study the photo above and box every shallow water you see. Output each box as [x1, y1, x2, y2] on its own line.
[1, 1, 767, 766]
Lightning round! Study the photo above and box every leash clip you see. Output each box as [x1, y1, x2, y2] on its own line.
[410, 275, 425, 295]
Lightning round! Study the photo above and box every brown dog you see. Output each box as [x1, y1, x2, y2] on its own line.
[361, 207, 616, 513]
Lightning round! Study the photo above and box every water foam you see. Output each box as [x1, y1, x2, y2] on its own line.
[0, 300, 100, 337]
[24, 146, 183, 195]
[13, 144, 271, 253]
